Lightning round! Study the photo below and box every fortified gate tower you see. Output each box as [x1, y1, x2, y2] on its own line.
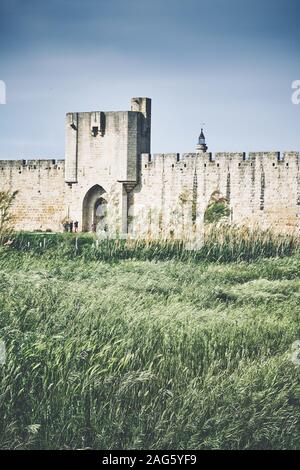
[65, 97, 151, 233]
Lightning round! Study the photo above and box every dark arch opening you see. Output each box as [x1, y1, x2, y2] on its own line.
[82, 185, 107, 232]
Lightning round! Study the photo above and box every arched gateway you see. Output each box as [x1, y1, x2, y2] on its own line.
[82, 185, 107, 232]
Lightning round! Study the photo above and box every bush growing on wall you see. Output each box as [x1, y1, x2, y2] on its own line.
[204, 190, 230, 224]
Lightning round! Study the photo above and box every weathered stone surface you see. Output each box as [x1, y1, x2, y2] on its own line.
[0, 98, 299, 235]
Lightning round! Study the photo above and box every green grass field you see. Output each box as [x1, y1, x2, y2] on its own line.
[0, 234, 300, 449]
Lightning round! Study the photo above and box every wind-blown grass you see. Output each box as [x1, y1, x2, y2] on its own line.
[5, 224, 300, 262]
[0, 244, 299, 449]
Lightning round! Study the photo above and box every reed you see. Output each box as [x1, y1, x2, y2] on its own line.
[4, 224, 300, 263]
[0, 234, 299, 449]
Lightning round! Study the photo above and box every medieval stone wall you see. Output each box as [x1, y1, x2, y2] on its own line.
[0, 159, 68, 231]
[1, 151, 299, 235]
[0, 97, 299, 236]
[129, 151, 300, 237]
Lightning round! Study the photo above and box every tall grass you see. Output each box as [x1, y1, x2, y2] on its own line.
[0, 247, 300, 449]
[202, 223, 300, 261]
[4, 224, 300, 262]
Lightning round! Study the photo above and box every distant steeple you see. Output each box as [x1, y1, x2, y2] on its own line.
[196, 128, 208, 153]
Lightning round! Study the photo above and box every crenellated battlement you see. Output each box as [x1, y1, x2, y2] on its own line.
[141, 151, 300, 165]
[0, 159, 65, 172]
[133, 149, 300, 237]
[0, 97, 299, 235]
[139, 151, 300, 188]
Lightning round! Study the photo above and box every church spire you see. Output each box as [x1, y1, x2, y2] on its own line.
[196, 128, 208, 153]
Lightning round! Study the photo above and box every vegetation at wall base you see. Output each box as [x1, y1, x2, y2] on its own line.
[2, 224, 300, 263]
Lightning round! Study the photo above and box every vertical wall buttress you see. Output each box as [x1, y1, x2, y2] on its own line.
[65, 112, 78, 183]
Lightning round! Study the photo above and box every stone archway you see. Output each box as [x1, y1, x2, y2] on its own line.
[82, 185, 107, 232]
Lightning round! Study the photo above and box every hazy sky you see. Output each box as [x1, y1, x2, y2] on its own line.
[0, 0, 299, 158]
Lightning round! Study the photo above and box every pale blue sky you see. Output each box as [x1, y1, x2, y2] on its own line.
[0, 0, 299, 158]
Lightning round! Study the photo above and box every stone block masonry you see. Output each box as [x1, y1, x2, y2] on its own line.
[0, 97, 299, 236]
[129, 151, 300, 237]
[0, 159, 69, 232]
